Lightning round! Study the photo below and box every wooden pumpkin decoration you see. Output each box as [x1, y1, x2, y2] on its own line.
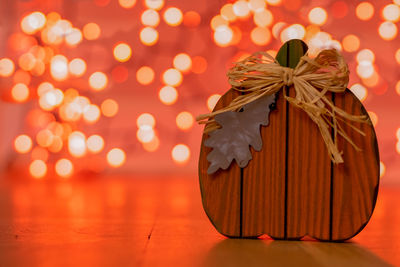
[198, 39, 379, 241]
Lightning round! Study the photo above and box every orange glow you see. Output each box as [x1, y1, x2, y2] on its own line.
[39, 89, 64, 111]
[21, 12, 46, 34]
[87, 135, 104, 153]
[36, 129, 54, 148]
[14, 135, 32, 154]
[308, 7, 327, 26]
[176, 111, 194, 131]
[83, 104, 101, 123]
[378, 21, 398, 41]
[281, 24, 305, 43]
[211, 15, 228, 31]
[50, 55, 68, 81]
[332, 1, 348, 19]
[119, 0, 136, 8]
[65, 28, 83, 46]
[171, 144, 190, 164]
[69, 58, 86, 77]
[142, 136, 160, 152]
[55, 158, 74, 178]
[396, 81, 400, 95]
[220, 3, 237, 22]
[101, 99, 119, 117]
[356, 61, 374, 79]
[254, 9, 273, 27]
[396, 49, 400, 64]
[47, 122, 64, 137]
[233, 0, 250, 18]
[163, 7, 183, 26]
[19, 53, 36, 71]
[107, 148, 126, 167]
[362, 72, 379, 87]
[137, 113, 155, 128]
[382, 4, 400, 22]
[342, 34, 360, 52]
[272, 22, 287, 39]
[31, 60, 45, 76]
[144, 0, 164, 10]
[83, 22, 101, 40]
[141, 9, 160, 27]
[139, 27, 159, 46]
[249, 0, 266, 12]
[356, 2, 374, 21]
[68, 131, 86, 157]
[0, 58, 15, 77]
[230, 26, 242, 46]
[380, 161, 385, 178]
[159, 86, 178, 105]
[113, 43, 132, 62]
[89, 71, 108, 91]
[191, 56, 207, 74]
[162, 68, 182, 87]
[183, 11, 201, 27]
[29, 160, 47, 179]
[11, 83, 29, 102]
[137, 125, 155, 143]
[48, 136, 63, 153]
[251, 27, 271, 46]
[111, 65, 129, 83]
[173, 53, 192, 72]
[356, 49, 375, 63]
[31, 146, 49, 162]
[214, 25, 233, 47]
[266, 0, 282, 5]
[207, 94, 221, 111]
[136, 66, 155, 85]
[368, 111, 378, 127]
[350, 83, 367, 102]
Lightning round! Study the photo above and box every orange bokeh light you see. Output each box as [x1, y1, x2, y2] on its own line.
[87, 135, 105, 153]
[342, 34, 360, 52]
[254, 9, 273, 27]
[144, 0, 164, 10]
[308, 7, 328, 26]
[142, 136, 160, 152]
[382, 4, 400, 22]
[83, 22, 101, 40]
[173, 53, 192, 72]
[163, 7, 183, 26]
[68, 131, 86, 157]
[159, 86, 178, 105]
[251, 27, 271, 46]
[171, 144, 190, 164]
[119, 0, 136, 8]
[107, 148, 126, 167]
[21, 12, 46, 35]
[139, 27, 159, 46]
[176, 111, 194, 131]
[83, 104, 101, 123]
[113, 42, 132, 62]
[233, 0, 250, 18]
[65, 28, 83, 46]
[220, 3, 236, 22]
[31, 146, 49, 162]
[207, 94, 221, 111]
[183, 11, 201, 27]
[137, 113, 155, 128]
[69, 58, 86, 77]
[50, 55, 68, 81]
[141, 9, 160, 27]
[14, 135, 33, 154]
[29, 160, 47, 179]
[11, 83, 29, 102]
[191, 56, 207, 74]
[89, 71, 108, 91]
[101, 99, 119, 117]
[378, 21, 398, 41]
[55, 158, 74, 178]
[214, 25, 233, 47]
[0, 58, 15, 77]
[356, 2, 374, 21]
[162, 68, 182, 87]
[136, 66, 155, 85]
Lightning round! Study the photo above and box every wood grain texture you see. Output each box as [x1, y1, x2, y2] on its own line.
[242, 90, 286, 238]
[286, 89, 332, 240]
[198, 89, 242, 237]
[331, 90, 380, 241]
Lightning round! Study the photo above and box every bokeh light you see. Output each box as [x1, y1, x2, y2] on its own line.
[171, 144, 190, 164]
[89, 71, 108, 91]
[137, 113, 155, 128]
[0, 58, 15, 77]
[140, 27, 159, 46]
[163, 7, 183, 26]
[308, 7, 328, 26]
[176, 111, 194, 131]
[396, 80, 400, 95]
[136, 66, 155, 85]
[21, 12, 46, 34]
[50, 55, 68, 81]
[65, 28, 83, 46]
[87, 134, 105, 153]
[31, 146, 49, 162]
[342, 34, 360, 52]
[14, 135, 32, 154]
[144, 0, 164, 10]
[251, 27, 271, 46]
[83, 104, 101, 123]
[254, 9, 273, 27]
[113, 42, 132, 62]
[207, 94, 221, 111]
[29, 159, 47, 179]
[214, 25, 233, 47]
[380, 161, 386, 178]
[382, 4, 400, 22]
[68, 131, 86, 157]
[137, 125, 155, 143]
[233, 0, 250, 18]
[173, 53, 192, 72]
[356, 2, 374, 21]
[396, 49, 400, 64]
[83, 22, 101, 40]
[378, 21, 398, 41]
[101, 99, 119, 117]
[191, 56, 207, 74]
[11, 83, 29, 102]
[162, 68, 182, 86]
[183, 11, 201, 27]
[141, 9, 160, 27]
[159, 86, 178, 105]
[142, 136, 160, 152]
[350, 83, 368, 102]
[266, 0, 282, 6]
[357, 49, 375, 63]
[119, 0, 136, 9]
[107, 148, 126, 167]
[221, 3, 236, 22]
[55, 158, 73, 178]
[69, 58, 86, 77]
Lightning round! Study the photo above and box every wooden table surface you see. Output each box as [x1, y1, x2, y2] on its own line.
[0, 174, 398, 267]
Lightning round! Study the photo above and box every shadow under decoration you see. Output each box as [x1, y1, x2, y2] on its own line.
[197, 39, 380, 241]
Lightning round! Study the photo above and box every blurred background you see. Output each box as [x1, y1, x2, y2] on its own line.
[0, 0, 399, 185]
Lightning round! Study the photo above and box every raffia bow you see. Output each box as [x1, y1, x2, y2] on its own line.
[197, 49, 370, 164]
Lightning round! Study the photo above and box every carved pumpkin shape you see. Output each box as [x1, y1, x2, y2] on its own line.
[198, 40, 379, 241]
